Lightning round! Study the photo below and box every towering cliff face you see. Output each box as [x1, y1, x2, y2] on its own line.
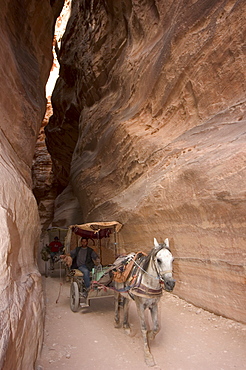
[0, 0, 64, 368]
[47, 0, 246, 323]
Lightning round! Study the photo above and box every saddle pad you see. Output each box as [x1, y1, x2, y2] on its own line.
[113, 251, 147, 283]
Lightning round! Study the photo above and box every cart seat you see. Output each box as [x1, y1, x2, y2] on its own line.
[70, 269, 83, 277]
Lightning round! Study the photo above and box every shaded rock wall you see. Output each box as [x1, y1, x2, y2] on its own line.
[48, 0, 246, 323]
[52, 184, 83, 227]
[32, 0, 76, 235]
[32, 101, 58, 234]
[0, 0, 64, 368]
[32, 1, 73, 238]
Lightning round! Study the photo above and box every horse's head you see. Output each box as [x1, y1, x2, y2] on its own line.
[153, 238, 175, 292]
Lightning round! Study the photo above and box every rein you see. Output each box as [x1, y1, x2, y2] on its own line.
[129, 254, 171, 281]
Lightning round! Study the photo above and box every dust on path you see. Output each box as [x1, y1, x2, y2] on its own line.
[37, 271, 246, 370]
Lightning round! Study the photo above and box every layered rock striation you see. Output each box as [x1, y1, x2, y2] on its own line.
[0, 0, 64, 368]
[47, 1, 246, 323]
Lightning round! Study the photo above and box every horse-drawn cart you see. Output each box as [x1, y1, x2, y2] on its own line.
[63, 223, 176, 366]
[64, 221, 122, 311]
[41, 227, 67, 277]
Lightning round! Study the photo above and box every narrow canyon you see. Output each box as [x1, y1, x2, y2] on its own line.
[0, 0, 245, 369]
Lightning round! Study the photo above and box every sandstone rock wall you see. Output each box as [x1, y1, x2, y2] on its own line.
[0, 0, 64, 368]
[48, 1, 246, 323]
[32, 0, 73, 238]
[32, 102, 58, 233]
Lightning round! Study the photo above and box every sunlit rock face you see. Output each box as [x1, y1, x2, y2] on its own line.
[48, 1, 246, 322]
[0, 0, 64, 368]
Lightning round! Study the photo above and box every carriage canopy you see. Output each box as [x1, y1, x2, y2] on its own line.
[64, 221, 123, 265]
[71, 221, 122, 239]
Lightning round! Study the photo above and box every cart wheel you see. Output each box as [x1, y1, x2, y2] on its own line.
[70, 281, 80, 312]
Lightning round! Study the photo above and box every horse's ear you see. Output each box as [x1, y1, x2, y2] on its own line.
[154, 238, 159, 248]
[164, 238, 169, 249]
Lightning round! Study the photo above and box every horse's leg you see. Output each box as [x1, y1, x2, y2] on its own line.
[148, 303, 160, 341]
[135, 299, 155, 367]
[122, 297, 131, 335]
[114, 292, 121, 328]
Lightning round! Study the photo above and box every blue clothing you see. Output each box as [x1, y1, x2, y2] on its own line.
[78, 265, 91, 288]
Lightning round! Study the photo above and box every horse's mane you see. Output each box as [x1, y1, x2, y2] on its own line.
[142, 244, 165, 271]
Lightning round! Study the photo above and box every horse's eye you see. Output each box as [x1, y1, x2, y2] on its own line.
[157, 258, 161, 264]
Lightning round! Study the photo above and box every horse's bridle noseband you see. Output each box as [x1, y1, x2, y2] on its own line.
[130, 249, 173, 282]
[153, 247, 173, 282]
[158, 270, 173, 282]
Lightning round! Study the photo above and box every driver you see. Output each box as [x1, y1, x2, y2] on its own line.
[62, 237, 100, 290]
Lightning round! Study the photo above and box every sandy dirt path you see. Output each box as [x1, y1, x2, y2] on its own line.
[37, 271, 246, 370]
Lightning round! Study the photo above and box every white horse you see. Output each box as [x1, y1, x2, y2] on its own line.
[113, 238, 175, 367]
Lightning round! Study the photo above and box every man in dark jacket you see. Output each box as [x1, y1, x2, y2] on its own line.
[70, 237, 99, 289]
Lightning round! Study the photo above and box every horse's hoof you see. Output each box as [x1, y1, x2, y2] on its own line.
[147, 331, 156, 341]
[114, 322, 121, 329]
[145, 354, 155, 367]
[124, 327, 131, 336]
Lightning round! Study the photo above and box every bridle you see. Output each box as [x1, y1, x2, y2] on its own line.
[129, 249, 173, 282]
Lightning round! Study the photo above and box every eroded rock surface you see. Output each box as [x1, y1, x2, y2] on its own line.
[32, 0, 73, 236]
[0, 0, 64, 368]
[47, 1, 246, 323]
[32, 102, 58, 232]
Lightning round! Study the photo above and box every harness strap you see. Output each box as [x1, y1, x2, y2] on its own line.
[130, 283, 163, 298]
[112, 251, 147, 283]
[131, 256, 172, 280]
[91, 281, 131, 293]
